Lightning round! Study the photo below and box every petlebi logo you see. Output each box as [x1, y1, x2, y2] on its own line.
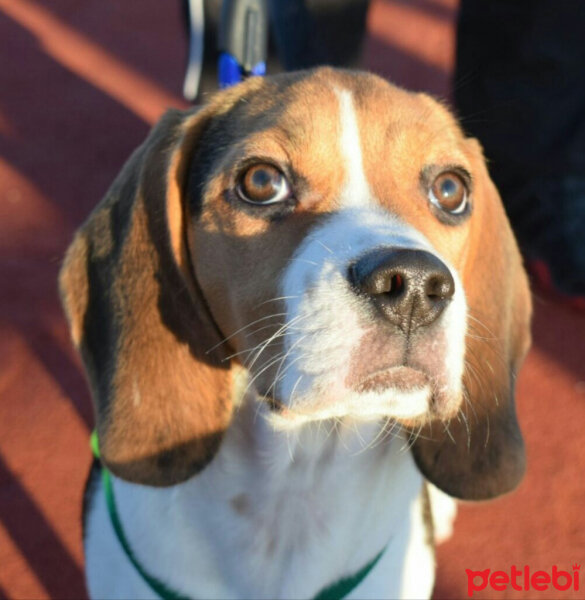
[466, 564, 580, 597]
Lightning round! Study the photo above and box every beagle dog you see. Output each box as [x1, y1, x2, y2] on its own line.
[60, 68, 532, 600]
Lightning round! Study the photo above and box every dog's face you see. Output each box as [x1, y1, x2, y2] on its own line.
[193, 71, 477, 426]
[60, 69, 532, 498]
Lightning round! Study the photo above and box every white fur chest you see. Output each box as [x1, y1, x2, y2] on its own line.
[85, 399, 434, 600]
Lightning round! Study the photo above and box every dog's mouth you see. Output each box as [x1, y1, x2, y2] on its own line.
[259, 365, 436, 428]
[353, 366, 429, 394]
[259, 361, 461, 431]
[260, 366, 429, 407]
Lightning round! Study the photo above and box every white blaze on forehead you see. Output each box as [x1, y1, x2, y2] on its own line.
[334, 88, 373, 208]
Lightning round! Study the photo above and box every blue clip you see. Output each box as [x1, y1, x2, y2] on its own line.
[219, 53, 266, 89]
[218, 53, 242, 88]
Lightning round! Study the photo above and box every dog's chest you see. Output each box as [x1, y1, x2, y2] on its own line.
[85, 414, 432, 599]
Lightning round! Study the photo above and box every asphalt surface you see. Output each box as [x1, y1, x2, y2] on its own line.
[0, 1, 583, 598]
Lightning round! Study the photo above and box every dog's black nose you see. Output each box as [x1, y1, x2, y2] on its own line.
[349, 248, 455, 332]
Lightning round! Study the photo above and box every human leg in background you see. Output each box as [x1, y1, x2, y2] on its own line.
[454, 0, 585, 305]
[268, 0, 370, 70]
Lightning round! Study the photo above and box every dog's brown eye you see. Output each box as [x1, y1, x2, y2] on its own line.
[430, 172, 468, 215]
[237, 164, 291, 205]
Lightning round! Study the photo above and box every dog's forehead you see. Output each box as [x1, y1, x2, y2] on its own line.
[201, 70, 464, 185]
[223, 69, 463, 155]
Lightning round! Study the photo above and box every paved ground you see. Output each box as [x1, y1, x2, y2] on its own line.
[0, 1, 583, 598]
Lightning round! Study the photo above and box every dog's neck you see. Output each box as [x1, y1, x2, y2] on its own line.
[107, 385, 428, 598]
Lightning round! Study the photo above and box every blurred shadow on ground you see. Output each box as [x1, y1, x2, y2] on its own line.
[531, 294, 585, 382]
[0, 455, 86, 600]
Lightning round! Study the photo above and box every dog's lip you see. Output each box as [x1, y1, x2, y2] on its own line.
[260, 366, 431, 419]
[353, 366, 429, 394]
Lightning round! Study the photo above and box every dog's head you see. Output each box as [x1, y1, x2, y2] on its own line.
[60, 69, 531, 498]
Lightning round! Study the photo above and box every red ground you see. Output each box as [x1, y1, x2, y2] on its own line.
[0, 1, 583, 599]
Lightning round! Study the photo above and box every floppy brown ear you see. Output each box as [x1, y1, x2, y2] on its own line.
[59, 106, 234, 486]
[411, 138, 532, 500]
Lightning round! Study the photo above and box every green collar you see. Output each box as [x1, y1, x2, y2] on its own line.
[91, 431, 387, 600]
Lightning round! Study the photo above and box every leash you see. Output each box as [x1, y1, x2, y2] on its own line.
[91, 431, 387, 600]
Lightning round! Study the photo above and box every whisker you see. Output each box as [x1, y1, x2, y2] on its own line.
[314, 239, 334, 255]
[245, 352, 289, 409]
[223, 324, 288, 361]
[224, 322, 302, 361]
[289, 374, 304, 405]
[443, 420, 455, 444]
[205, 312, 287, 353]
[467, 312, 500, 340]
[462, 383, 479, 424]
[353, 418, 391, 455]
[246, 314, 307, 371]
[351, 420, 367, 450]
[286, 257, 319, 267]
[373, 418, 405, 450]
[484, 406, 491, 448]
[402, 421, 425, 452]
[255, 295, 299, 308]
[264, 337, 307, 400]
[459, 408, 471, 449]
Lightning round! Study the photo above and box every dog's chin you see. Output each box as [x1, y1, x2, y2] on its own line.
[265, 366, 462, 431]
[353, 366, 428, 394]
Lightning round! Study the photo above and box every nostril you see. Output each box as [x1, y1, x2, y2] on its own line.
[355, 268, 406, 297]
[387, 273, 404, 299]
[425, 272, 455, 301]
